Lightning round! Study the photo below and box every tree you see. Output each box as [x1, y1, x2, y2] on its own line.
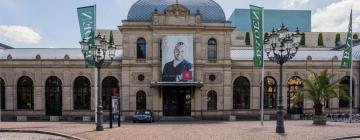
[335, 33, 340, 45]
[353, 33, 358, 39]
[300, 33, 306, 46]
[292, 69, 349, 125]
[318, 33, 324, 47]
[245, 32, 250, 46]
[109, 31, 114, 45]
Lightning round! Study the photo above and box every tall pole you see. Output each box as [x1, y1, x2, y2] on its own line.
[349, 60, 353, 123]
[260, 7, 265, 126]
[96, 66, 104, 131]
[276, 63, 285, 133]
[261, 58, 265, 125]
[94, 67, 97, 124]
[0, 80, 2, 122]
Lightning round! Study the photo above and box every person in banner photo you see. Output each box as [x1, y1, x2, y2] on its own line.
[162, 42, 193, 82]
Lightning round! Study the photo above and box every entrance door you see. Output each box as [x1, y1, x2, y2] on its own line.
[163, 87, 191, 116]
[45, 76, 62, 116]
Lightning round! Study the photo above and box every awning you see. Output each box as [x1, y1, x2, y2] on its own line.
[150, 81, 204, 88]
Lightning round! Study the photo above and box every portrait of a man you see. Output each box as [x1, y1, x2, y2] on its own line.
[161, 35, 194, 82]
[162, 36, 194, 82]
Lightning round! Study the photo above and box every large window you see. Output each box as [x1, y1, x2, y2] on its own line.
[73, 76, 91, 110]
[287, 76, 303, 114]
[102, 76, 119, 110]
[233, 76, 250, 109]
[0, 78, 5, 109]
[262, 76, 277, 109]
[339, 76, 354, 108]
[17, 76, 34, 110]
[207, 90, 217, 110]
[136, 91, 146, 110]
[208, 38, 217, 60]
[45, 76, 62, 116]
[137, 38, 146, 59]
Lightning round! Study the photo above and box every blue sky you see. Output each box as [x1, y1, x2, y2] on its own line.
[0, 0, 358, 48]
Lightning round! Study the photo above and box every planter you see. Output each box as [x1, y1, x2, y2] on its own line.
[313, 115, 327, 125]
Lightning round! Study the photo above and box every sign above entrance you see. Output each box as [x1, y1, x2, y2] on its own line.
[161, 35, 194, 82]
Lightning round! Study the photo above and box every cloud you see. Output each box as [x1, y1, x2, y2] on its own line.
[0, 25, 41, 44]
[312, 0, 360, 32]
[282, 0, 311, 8]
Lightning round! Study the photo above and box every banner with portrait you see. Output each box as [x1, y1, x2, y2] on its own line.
[161, 35, 194, 82]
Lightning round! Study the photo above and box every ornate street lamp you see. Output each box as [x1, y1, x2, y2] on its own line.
[79, 32, 116, 131]
[264, 24, 301, 133]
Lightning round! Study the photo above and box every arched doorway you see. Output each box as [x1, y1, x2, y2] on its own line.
[233, 76, 250, 109]
[17, 76, 34, 110]
[0, 78, 5, 109]
[45, 76, 62, 116]
[73, 76, 91, 110]
[287, 76, 303, 114]
[102, 76, 119, 110]
[262, 76, 277, 109]
[339, 76, 354, 109]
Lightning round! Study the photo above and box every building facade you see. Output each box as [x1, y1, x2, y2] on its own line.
[0, 0, 359, 121]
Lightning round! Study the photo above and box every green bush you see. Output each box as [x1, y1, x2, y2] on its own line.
[300, 33, 305, 46]
[353, 33, 358, 39]
[245, 32, 250, 45]
[318, 33, 324, 47]
[335, 33, 340, 45]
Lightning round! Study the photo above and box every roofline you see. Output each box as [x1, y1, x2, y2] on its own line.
[0, 43, 14, 49]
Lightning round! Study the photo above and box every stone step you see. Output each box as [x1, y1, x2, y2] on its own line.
[160, 116, 194, 121]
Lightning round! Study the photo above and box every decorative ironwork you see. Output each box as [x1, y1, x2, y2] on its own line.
[264, 23, 301, 134]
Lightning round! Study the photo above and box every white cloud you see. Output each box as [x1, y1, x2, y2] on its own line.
[312, 0, 360, 32]
[282, 0, 311, 8]
[0, 25, 41, 44]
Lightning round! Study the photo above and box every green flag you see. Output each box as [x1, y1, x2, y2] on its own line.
[77, 5, 96, 67]
[341, 10, 353, 68]
[250, 5, 264, 67]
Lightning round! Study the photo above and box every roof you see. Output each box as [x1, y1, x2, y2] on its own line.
[231, 45, 360, 61]
[0, 48, 123, 60]
[127, 0, 226, 22]
[332, 39, 360, 51]
[0, 43, 14, 49]
[1, 47, 360, 62]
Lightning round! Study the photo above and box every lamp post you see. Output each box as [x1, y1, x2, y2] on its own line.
[79, 33, 116, 131]
[264, 24, 301, 133]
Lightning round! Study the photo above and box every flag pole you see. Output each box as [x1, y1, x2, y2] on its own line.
[349, 9, 353, 123]
[260, 7, 265, 126]
[349, 56, 353, 123]
[94, 4, 97, 124]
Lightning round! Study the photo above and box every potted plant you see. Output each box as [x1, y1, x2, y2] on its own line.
[292, 69, 349, 125]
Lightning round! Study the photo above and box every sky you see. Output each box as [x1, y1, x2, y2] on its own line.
[0, 0, 359, 48]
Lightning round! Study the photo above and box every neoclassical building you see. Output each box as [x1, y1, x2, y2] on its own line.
[0, 0, 359, 121]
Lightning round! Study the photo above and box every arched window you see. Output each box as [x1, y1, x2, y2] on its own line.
[207, 90, 217, 110]
[137, 38, 146, 59]
[0, 78, 5, 109]
[339, 76, 354, 108]
[262, 76, 277, 109]
[208, 38, 217, 60]
[233, 76, 250, 109]
[136, 91, 146, 110]
[45, 76, 62, 116]
[17, 76, 34, 110]
[102, 76, 119, 110]
[287, 76, 303, 114]
[73, 76, 91, 110]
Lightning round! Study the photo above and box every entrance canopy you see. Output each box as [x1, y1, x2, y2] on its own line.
[150, 81, 203, 88]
